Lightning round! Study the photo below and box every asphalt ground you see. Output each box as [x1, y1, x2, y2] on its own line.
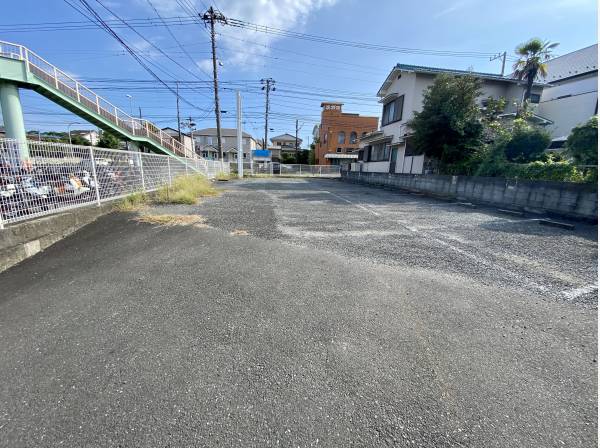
[0, 177, 597, 447]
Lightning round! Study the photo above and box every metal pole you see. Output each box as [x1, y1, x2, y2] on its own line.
[89, 147, 101, 206]
[176, 81, 182, 141]
[139, 154, 146, 191]
[167, 157, 172, 185]
[236, 90, 243, 179]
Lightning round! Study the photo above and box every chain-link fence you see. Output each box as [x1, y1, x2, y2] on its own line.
[229, 162, 340, 178]
[0, 138, 228, 228]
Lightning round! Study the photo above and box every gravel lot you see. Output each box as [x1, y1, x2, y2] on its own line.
[0, 177, 596, 447]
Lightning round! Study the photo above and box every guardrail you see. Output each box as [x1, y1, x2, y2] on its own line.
[0, 39, 194, 159]
[0, 138, 227, 228]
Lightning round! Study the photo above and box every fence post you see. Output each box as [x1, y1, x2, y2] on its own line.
[185, 160, 189, 175]
[0, 209, 4, 230]
[167, 157, 172, 185]
[319, 166, 322, 177]
[299, 165, 302, 176]
[139, 153, 146, 191]
[89, 147, 101, 206]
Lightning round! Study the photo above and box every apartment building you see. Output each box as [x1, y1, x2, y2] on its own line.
[315, 102, 378, 165]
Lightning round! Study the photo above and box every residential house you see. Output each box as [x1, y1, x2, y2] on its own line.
[270, 133, 305, 161]
[161, 127, 194, 158]
[192, 128, 259, 162]
[356, 64, 545, 174]
[69, 129, 99, 146]
[537, 44, 598, 145]
[316, 102, 379, 166]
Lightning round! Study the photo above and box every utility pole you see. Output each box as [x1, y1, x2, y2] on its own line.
[202, 7, 227, 162]
[295, 119, 299, 152]
[236, 90, 243, 179]
[490, 51, 507, 76]
[261, 78, 275, 151]
[176, 81, 181, 141]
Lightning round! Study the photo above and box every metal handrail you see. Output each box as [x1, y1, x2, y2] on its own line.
[0, 40, 198, 160]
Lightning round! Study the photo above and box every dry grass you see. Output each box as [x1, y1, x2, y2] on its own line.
[155, 174, 218, 205]
[114, 191, 149, 212]
[215, 171, 231, 181]
[135, 213, 207, 227]
[230, 229, 249, 236]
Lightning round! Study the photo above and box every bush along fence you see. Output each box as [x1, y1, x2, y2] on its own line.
[342, 170, 598, 221]
[0, 138, 228, 228]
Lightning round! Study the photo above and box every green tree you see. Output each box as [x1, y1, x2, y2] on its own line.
[566, 116, 598, 165]
[97, 131, 120, 149]
[512, 38, 558, 106]
[296, 149, 309, 164]
[308, 144, 316, 165]
[503, 118, 551, 162]
[70, 134, 91, 146]
[409, 74, 483, 169]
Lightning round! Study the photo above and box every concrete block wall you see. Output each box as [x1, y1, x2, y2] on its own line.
[0, 203, 114, 273]
[342, 171, 598, 221]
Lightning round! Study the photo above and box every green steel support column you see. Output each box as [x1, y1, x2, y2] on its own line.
[0, 82, 29, 160]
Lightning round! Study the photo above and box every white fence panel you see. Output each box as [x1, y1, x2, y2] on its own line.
[0, 138, 222, 228]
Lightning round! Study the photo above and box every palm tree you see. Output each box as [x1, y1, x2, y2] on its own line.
[513, 38, 559, 107]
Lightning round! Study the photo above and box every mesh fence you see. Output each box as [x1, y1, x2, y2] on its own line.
[0, 138, 224, 227]
[229, 162, 340, 177]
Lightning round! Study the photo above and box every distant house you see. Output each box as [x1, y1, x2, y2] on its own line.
[70, 129, 99, 146]
[270, 133, 305, 162]
[356, 64, 546, 174]
[192, 128, 259, 162]
[161, 127, 195, 158]
[537, 44, 598, 144]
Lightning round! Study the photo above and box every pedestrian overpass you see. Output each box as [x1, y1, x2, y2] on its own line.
[0, 40, 201, 168]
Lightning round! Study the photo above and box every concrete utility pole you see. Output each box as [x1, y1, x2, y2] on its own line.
[236, 91, 243, 179]
[176, 81, 181, 141]
[490, 51, 507, 76]
[202, 7, 227, 162]
[261, 78, 275, 150]
[295, 119, 299, 152]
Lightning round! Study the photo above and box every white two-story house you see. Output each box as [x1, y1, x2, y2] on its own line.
[356, 64, 545, 174]
[192, 128, 259, 162]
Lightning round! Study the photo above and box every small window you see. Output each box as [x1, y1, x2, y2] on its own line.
[529, 93, 541, 104]
[336, 147, 342, 153]
[382, 95, 404, 126]
[346, 148, 353, 153]
[337, 131, 346, 144]
[349, 131, 357, 144]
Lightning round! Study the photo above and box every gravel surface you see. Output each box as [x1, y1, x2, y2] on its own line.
[0, 177, 596, 447]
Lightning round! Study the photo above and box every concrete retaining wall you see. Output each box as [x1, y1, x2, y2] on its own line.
[0, 203, 114, 273]
[342, 171, 598, 221]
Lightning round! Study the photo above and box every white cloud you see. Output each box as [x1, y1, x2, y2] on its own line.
[140, 0, 338, 69]
[433, 0, 471, 19]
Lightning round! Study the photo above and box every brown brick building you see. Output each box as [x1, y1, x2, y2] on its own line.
[315, 102, 378, 165]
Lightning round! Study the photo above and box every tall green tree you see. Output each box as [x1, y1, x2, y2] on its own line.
[512, 38, 558, 105]
[566, 116, 598, 165]
[409, 74, 483, 168]
[97, 131, 120, 149]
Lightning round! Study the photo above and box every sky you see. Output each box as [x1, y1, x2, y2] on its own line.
[0, 0, 597, 146]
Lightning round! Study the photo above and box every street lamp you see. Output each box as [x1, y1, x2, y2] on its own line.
[126, 94, 133, 116]
[67, 122, 80, 145]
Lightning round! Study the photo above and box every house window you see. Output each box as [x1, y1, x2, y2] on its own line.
[349, 131, 357, 144]
[336, 147, 342, 153]
[382, 95, 404, 126]
[323, 132, 328, 144]
[346, 148, 353, 153]
[337, 131, 346, 144]
[370, 143, 390, 161]
[530, 93, 541, 104]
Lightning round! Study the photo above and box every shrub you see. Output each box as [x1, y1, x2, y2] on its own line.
[115, 191, 148, 211]
[566, 116, 598, 165]
[503, 119, 551, 162]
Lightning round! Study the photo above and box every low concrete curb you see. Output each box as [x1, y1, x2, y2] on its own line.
[0, 203, 114, 273]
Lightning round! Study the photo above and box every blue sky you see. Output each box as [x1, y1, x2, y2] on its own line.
[0, 0, 597, 145]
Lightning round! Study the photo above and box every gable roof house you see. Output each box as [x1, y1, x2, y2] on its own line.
[356, 63, 546, 174]
[192, 128, 259, 162]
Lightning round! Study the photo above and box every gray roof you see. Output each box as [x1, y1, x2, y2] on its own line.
[195, 127, 254, 139]
[378, 63, 538, 97]
[540, 44, 598, 82]
[271, 133, 298, 142]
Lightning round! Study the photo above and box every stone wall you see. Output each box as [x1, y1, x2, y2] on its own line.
[341, 171, 597, 221]
[0, 203, 114, 273]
